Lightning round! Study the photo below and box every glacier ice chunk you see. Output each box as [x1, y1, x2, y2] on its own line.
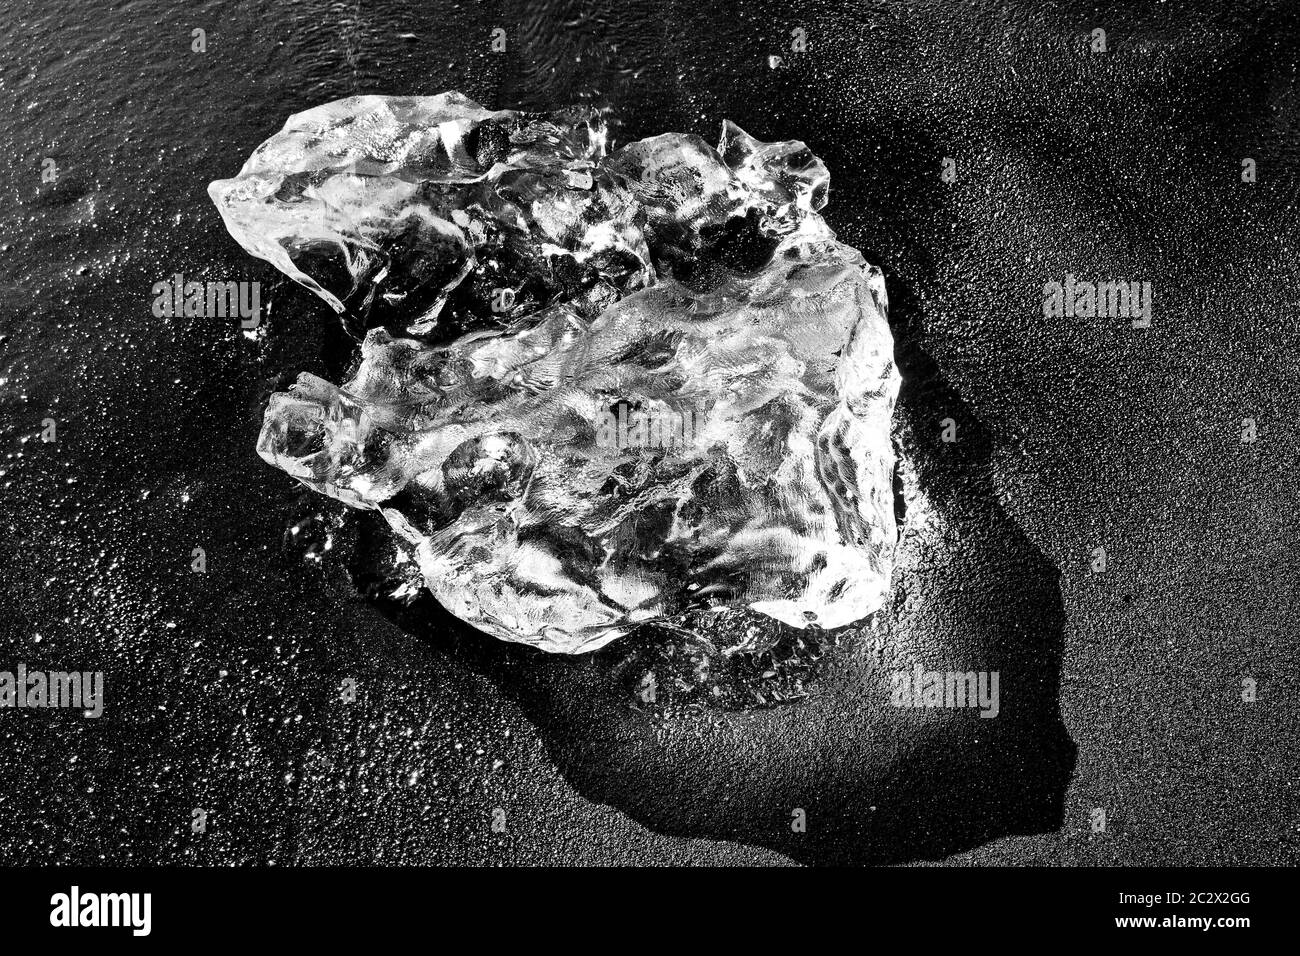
[214, 93, 900, 654]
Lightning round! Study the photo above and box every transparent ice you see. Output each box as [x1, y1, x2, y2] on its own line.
[211, 93, 900, 653]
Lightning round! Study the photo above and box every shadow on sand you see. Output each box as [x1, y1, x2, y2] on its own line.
[351, 299, 1077, 864]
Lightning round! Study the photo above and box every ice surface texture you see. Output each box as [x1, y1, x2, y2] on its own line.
[210, 93, 900, 653]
